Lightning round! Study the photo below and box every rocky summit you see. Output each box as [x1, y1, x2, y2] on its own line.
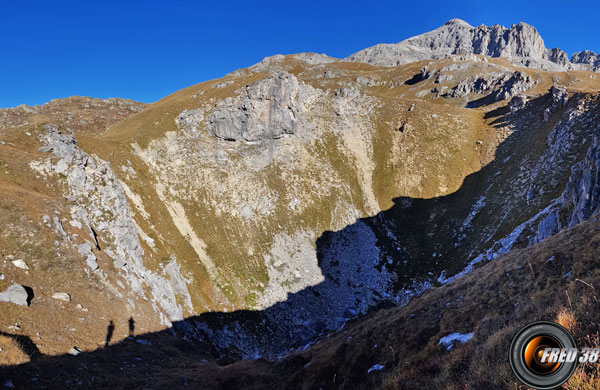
[2, 19, 600, 389]
[346, 18, 600, 72]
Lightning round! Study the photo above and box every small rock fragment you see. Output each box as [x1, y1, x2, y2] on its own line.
[69, 219, 82, 229]
[11, 260, 28, 270]
[52, 293, 71, 302]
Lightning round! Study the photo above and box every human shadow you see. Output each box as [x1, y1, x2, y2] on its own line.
[105, 320, 114, 347]
[0, 87, 586, 387]
[128, 317, 135, 337]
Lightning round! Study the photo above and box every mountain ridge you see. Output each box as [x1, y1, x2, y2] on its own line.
[344, 18, 600, 72]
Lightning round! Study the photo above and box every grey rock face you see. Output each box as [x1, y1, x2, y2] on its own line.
[175, 109, 204, 137]
[447, 70, 533, 101]
[543, 86, 569, 121]
[562, 131, 600, 227]
[550, 86, 568, 106]
[77, 243, 98, 270]
[509, 95, 528, 112]
[524, 97, 600, 245]
[293, 52, 338, 65]
[33, 124, 192, 325]
[507, 94, 597, 246]
[335, 86, 361, 99]
[206, 72, 313, 142]
[547, 48, 570, 66]
[356, 76, 376, 86]
[571, 50, 600, 71]
[250, 53, 338, 74]
[495, 71, 534, 100]
[0, 284, 31, 306]
[345, 19, 589, 72]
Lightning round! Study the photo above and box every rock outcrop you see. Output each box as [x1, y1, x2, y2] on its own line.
[31, 125, 193, 325]
[571, 50, 600, 71]
[345, 18, 592, 72]
[0, 284, 31, 306]
[447, 70, 533, 100]
[509, 95, 528, 112]
[0, 96, 144, 133]
[206, 71, 315, 142]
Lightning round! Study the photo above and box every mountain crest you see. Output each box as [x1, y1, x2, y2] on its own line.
[345, 19, 598, 72]
[444, 18, 473, 27]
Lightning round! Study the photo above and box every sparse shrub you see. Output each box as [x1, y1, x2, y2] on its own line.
[557, 307, 577, 332]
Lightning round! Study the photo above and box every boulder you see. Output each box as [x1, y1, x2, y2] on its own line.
[0, 284, 32, 306]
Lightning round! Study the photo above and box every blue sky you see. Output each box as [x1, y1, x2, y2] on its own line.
[1, 0, 598, 107]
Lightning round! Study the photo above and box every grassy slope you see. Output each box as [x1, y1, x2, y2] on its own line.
[0, 112, 165, 361]
[84, 56, 501, 312]
[3, 54, 600, 386]
[3, 208, 600, 389]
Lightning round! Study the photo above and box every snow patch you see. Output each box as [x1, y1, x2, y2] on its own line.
[368, 364, 385, 373]
[438, 332, 474, 350]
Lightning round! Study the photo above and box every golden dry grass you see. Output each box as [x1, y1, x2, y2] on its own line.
[2, 53, 600, 388]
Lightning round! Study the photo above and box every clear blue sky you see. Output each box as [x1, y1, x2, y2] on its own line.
[1, 0, 598, 108]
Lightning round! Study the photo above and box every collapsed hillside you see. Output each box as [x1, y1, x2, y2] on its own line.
[2, 18, 600, 388]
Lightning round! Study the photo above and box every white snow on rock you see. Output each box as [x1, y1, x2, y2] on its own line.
[367, 364, 385, 373]
[438, 332, 474, 350]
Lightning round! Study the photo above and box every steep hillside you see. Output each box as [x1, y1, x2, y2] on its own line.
[3, 209, 600, 389]
[2, 19, 600, 389]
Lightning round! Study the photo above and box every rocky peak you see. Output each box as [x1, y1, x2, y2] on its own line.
[571, 50, 598, 63]
[345, 19, 593, 72]
[571, 50, 600, 70]
[444, 18, 473, 28]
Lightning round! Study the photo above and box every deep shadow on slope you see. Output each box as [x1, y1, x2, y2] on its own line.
[0, 88, 592, 388]
[157, 92, 569, 361]
[3, 211, 600, 389]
